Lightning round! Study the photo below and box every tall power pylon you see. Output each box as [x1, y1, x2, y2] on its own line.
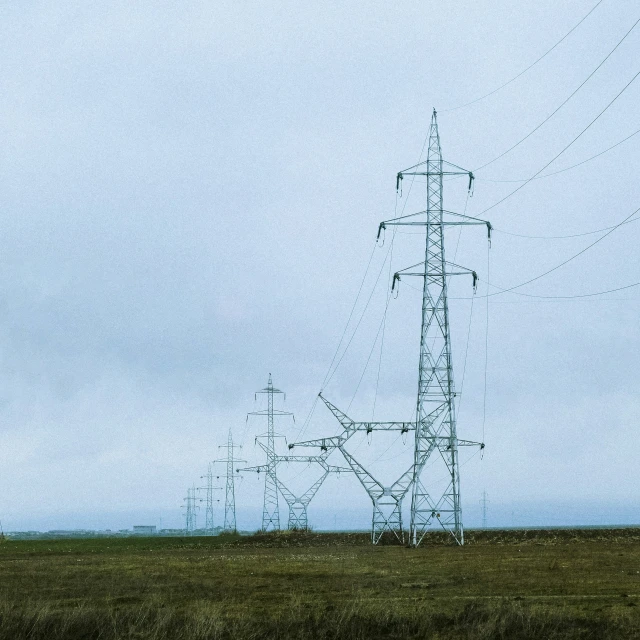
[383, 109, 490, 546]
[248, 375, 292, 531]
[200, 463, 223, 535]
[214, 430, 245, 532]
[480, 491, 489, 529]
[292, 110, 489, 546]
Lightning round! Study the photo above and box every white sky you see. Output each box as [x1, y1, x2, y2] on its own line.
[0, 0, 638, 531]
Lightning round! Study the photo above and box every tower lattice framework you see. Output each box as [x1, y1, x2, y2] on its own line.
[241, 446, 350, 530]
[385, 109, 490, 546]
[200, 463, 223, 535]
[249, 374, 292, 531]
[291, 110, 489, 545]
[182, 485, 198, 535]
[215, 430, 245, 532]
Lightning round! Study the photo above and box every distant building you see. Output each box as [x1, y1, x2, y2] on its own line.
[132, 525, 156, 535]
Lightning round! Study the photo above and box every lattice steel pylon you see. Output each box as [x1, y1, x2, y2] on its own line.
[248, 374, 292, 531]
[380, 109, 491, 546]
[292, 395, 482, 543]
[214, 430, 245, 532]
[240, 449, 350, 530]
[182, 485, 199, 535]
[291, 396, 419, 544]
[199, 463, 223, 535]
[480, 491, 489, 529]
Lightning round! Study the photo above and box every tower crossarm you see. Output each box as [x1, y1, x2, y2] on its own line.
[351, 421, 415, 433]
[392, 261, 478, 290]
[318, 394, 355, 429]
[378, 210, 491, 241]
[248, 409, 293, 417]
[416, 436, 484, 451]
[456, 439, 485, 449]
[288, 435, 350, 451]
[397, 159, 473, 190]
[276, 454, 328, 464]
[321, 463, 352, 474]
[238, 464, 269, 474]
[321, 394, 416, 433]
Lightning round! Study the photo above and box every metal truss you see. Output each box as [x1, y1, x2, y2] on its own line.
[289, 111, 487, 546]
[199, 462, 223, 535]
[388, 109, 489, 547]
[241, 448, 349, 530]
[182, 484, 199, 535]
[290, 396, 447, 544]
[214, 430, 245, 532]
[248, 375, 293, 531]
[291, 395, 481, 544]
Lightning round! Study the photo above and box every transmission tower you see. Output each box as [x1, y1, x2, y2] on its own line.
[241, 449, 350, 530]
[182, 485, 199, 535]
[199, 463, 223, 535]
[382, 108, 490, 546]
[291, 110, 489, 546]
[480, 491, 489, 529]
[291, 396, 417, 543]
[214, 430, 245, 532]
[247, 374, 293, 531]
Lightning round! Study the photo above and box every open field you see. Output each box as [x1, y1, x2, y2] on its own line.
[0, 529, 638, 639]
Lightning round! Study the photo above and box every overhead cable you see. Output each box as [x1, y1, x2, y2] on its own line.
[474, 15, 640, 172]
[479, 204, 640, 297]
[490, 280, 640, 299]
[443, 0, 606, 112]
[478, 68, 640, 216]
[494, 215, 640, 240]
[477, 126, 640, 184]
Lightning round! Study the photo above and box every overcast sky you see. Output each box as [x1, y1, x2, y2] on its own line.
[0, 0, 638, 532]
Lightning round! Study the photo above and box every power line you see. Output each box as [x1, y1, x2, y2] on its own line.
[346, 287, 392, 413]
[494, 215, 640, 240]
[467, 204, 640, 299]
[474, 15, 640, 172]
[443, 0, 606, 112]
[477, 126, 640, 184]
[320, 242, 378, 391]
[489, 279, 640, 300]
[322, 241, 393, 389]
[482, 248, 490, 443]
[478, 68, 640, 216]
[319, 130, 431, 392]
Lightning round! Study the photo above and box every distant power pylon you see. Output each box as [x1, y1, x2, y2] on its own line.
[199, 462, 223, 535]
[247, 375, 293, 531]
[214, 430, 245, 532]
[480, 491, 489, 529]
[241, 449, 350, 530]
[182, 485, 199, 535]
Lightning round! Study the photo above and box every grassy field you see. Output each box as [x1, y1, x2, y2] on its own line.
[0, 528, 638, 639]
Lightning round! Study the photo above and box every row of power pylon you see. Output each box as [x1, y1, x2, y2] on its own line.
[181, 375, 347, 534]
[182, 430, 244, 535]
[184, 112, 489, 544]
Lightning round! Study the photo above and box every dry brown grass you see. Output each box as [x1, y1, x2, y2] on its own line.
[0, 528, 638, 638]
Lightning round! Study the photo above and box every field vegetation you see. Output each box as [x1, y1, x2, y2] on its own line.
[0, 528, 638, 639]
